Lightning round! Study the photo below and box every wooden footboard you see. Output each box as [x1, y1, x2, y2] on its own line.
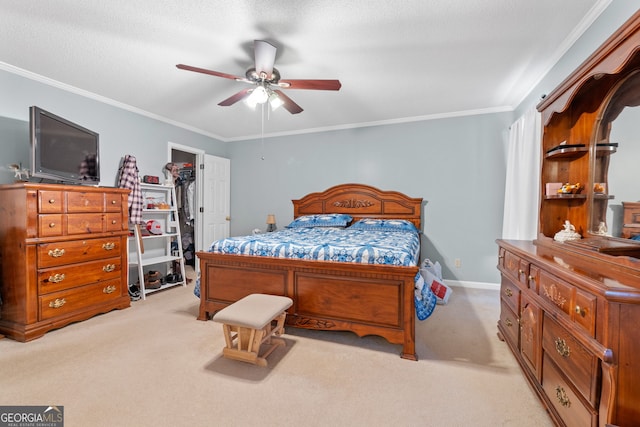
[196, 251, 419, 360]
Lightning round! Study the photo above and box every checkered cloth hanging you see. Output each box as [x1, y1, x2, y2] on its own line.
[117, 154, 144, 224]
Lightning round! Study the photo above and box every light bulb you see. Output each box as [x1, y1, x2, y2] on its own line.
[246, 86, 269, 109]
[269, 93, 284, 110]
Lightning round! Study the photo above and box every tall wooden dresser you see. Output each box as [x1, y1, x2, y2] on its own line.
[0, 183, 131, 341]
[497, 11, 640, 427]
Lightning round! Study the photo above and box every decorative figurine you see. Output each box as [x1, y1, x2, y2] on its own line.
[558, 182, 582, 194]
[554, 220, 581, 242]
[8, 163, 29, 181]
[594, 221, 608, 236]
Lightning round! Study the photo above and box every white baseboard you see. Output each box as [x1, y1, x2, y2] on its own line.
[444, 279, 499, 290]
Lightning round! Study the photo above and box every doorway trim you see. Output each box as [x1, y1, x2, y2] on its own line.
[167, 142, 205, 273]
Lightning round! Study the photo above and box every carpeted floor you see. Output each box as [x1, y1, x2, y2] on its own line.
[0, 281, 553, 427]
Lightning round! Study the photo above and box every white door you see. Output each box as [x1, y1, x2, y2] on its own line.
[201, 154, 230, 251]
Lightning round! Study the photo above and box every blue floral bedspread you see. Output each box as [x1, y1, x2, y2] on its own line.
[200, 227, 437, 320]
[208, 227, 420, 266]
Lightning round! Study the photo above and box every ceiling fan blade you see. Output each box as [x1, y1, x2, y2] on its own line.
[176, 64, 248, 82]
[274, 90, 303, 114]
[278, 79, 342, 91]
[254, 40, 277, 78]
[218, 88, 254, 106]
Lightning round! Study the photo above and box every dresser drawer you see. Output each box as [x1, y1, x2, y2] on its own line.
[66, 213, 104, 235]
[38, 190, 63, 213]
[543, 314, 598, 404]
[542, 354, 596, 427]
[500, 277, 520, 313]
[39, 214, 107, 237]
[37, 237, 122, 268]
[499, 301, 519, 349]
[39, 279, 123, 321]
[38, 257, 121, 294]
[574, 289, 596, 336]
[105, 194, 123, 212]
[504, 250, 528, 285]
[66, 191, 104, 212]
[528, 265, 540, 291]
[105, 212, 123, 231]
[539, 270, 596, 336]
[539, 270, 572, 316]
[38, 214, 64, 237]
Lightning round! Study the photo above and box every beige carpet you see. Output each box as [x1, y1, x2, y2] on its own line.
[0, 281, 553, 427]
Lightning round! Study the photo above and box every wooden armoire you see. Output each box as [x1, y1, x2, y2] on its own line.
[497, 10, 640, 427]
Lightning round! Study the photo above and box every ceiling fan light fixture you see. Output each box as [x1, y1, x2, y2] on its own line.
[269, 92, 284, 110]
[245, 86, 269, 108]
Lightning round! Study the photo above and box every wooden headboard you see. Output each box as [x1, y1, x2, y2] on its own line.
[292, 183, 423, 229]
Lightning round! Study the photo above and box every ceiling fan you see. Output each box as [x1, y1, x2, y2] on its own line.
[176, 40, 341, 114]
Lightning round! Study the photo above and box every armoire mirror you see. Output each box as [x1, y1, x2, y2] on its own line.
[591, 70, 640, 240]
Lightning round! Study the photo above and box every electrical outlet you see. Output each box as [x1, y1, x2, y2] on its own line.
[454, 258, 461, 268]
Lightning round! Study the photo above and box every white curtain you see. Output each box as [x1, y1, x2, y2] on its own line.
[502, 107, 542, 240]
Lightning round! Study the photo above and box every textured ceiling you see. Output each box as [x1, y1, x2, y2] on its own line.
[0, 0, 606, 141]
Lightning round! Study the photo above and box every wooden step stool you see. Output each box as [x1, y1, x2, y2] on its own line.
[212, 294, 293, 367]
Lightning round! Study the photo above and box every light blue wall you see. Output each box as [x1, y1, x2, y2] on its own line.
[0, 116, 30, 174]
[227, 113, 512, 283]
[0, 69, 228, 187]
[0, 1, 636, 285]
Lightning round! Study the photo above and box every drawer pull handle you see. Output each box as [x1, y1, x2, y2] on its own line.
[111, 200, 117, 204]
[49, 298, 66, 309]
[504, 288, 513, 297]
[555, 386, 571, 408]
[574, 305, 587, 317]
[103, 285, 117, 294]
[48, 199, 56, 204]
[102, 242, 116, 250]
[49, 222, 56, 228]
[111, 220, 117, 224]
[48, 248, 65, 258]
[48, 273, 65, 283]
[555, 338, 571, 357]
[505, 318, 513, 327]
[103, 264, 116, 272]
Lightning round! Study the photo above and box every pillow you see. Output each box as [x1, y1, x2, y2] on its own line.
[286, 213, 353, 228]
[349, 218, 419, 233]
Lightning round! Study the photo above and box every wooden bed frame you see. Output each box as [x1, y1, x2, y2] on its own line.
[196, 183, 423, 360]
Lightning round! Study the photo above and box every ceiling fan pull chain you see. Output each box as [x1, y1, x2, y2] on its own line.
[261, 102, 265, 160]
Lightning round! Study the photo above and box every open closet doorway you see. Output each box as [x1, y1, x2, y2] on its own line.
[167, 142, 231, 277]
[168, 143, 201, 276]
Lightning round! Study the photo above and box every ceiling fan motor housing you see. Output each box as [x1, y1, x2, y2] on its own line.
[246, 67, 280, 84]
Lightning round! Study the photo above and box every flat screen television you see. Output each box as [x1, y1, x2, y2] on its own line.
[30, 106, 100, 185]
